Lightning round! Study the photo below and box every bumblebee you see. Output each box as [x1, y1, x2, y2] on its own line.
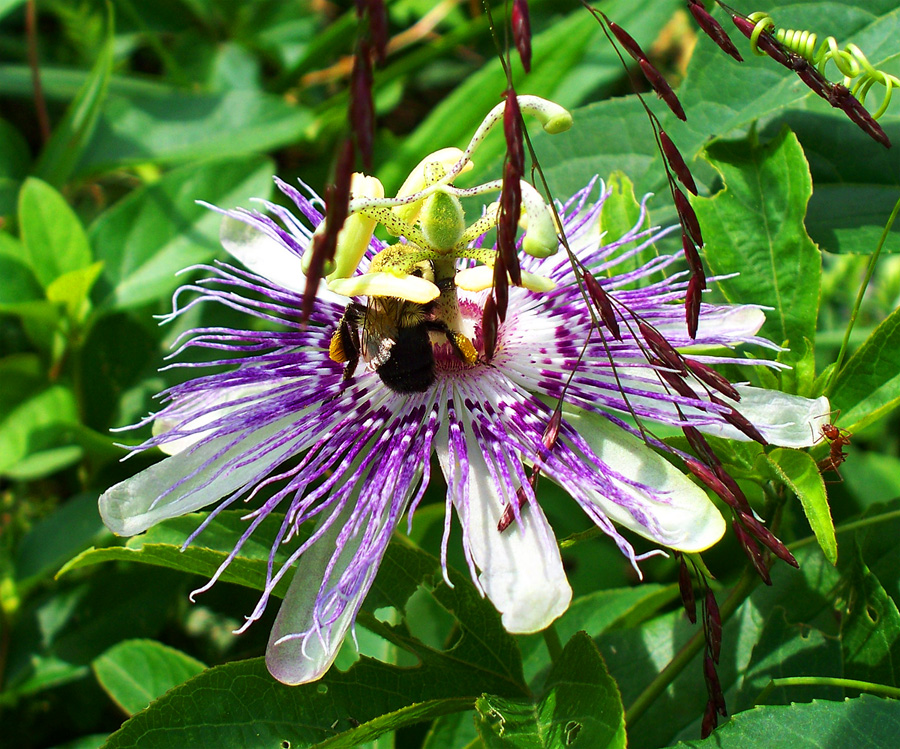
[329, 267, 477, 393]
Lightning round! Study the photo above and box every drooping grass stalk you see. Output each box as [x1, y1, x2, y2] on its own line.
[26, 0, 51, 142]
[624, 565, 760, 727]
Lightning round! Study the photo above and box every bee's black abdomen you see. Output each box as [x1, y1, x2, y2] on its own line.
[377, 326, 435, 392]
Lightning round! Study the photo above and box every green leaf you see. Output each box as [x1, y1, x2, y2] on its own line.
[840, 550, 900, 688]
[67, 510, 528, 742]
[0, 299, 63, 353]
[4, 568, 183, 697]
[59, 511, 295, 597]
[731, 502, 900, 712]
[733, 607, 843, 709]
[46, 261, 105, 320]
[671, 695, 900, 748]
[762, 448, 836, 565]
[0, 0, 26, 22]
[0, 251, 44, 306]
[92, 640, 206, 716]
[102, 656, 482, 749]
[0, 65, 182, 101]
[541, 3, 900, 203]
[0, 384, 81, 478]
[842, 452, 900, 513]
[89, 523, 528, 746]
[692, 127, 820, 363]
[15, 491, 108, 584]
[361, 542, 525, 697]
[77, 90, 312, 173]
[314, 699, 475, 749]
[475, 632, 625, 749]
[598, 172, 645, 247]
[89, 155, 274, 309]
[596, 171, 656, 281]
[830, 305, 900, 431]
[606, 542, 842, 746]
[849, 499, 900, 608]
[676, 1, 900, 174]
[519, 584, 674, 686]
[422, 711, 480, 749]
[539, 97, 667, 205]
[18, 177, 93, 287]
[33, 8, 113, 187]
[784, 109, 900, 257]
[806, 184, 900, 255]
[79, 312, 158, 431]
[0, 352, 44, 414]
[596, 608, 701, 746]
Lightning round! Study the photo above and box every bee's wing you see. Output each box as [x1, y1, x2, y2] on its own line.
[361, 302, 400, 368]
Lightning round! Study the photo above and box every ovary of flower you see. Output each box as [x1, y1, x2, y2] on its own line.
[419, 190, 466, 250]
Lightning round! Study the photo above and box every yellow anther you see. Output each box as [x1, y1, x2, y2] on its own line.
[324, 173, 385, 281]
[328, 272, 441, 303]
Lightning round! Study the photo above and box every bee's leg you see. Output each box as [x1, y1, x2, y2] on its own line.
[426, 320, 478, 365]
[330, 305, 363, 381]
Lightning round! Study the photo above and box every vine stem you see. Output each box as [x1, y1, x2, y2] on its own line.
[755, 676, 900, 705]
[826, 193, 900, 397]
[624, 566, 759, 727]
[791, 507, 900, 550]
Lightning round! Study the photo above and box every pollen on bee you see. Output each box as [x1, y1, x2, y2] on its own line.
[329, 329, 349, 363]
[448, 330, 479, 365]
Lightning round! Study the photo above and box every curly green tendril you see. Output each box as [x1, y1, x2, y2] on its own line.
[747, 11, 899, 119]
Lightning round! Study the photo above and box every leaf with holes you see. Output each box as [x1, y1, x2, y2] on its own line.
[475, 632, 625, 748]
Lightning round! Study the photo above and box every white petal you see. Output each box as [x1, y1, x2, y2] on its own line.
[436, 432, 571, 633]
[701, 386, 830, 448]
[564, 409, 726, 552]
[152, 384, 274, 456]
[99, 413, 301, 536]
[266, 501, 382, 685]
[455, 265, 555, 293]
[657, 305, 766, 345]
[219, 215, 307, 293]
[695, 305, 766, 340]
